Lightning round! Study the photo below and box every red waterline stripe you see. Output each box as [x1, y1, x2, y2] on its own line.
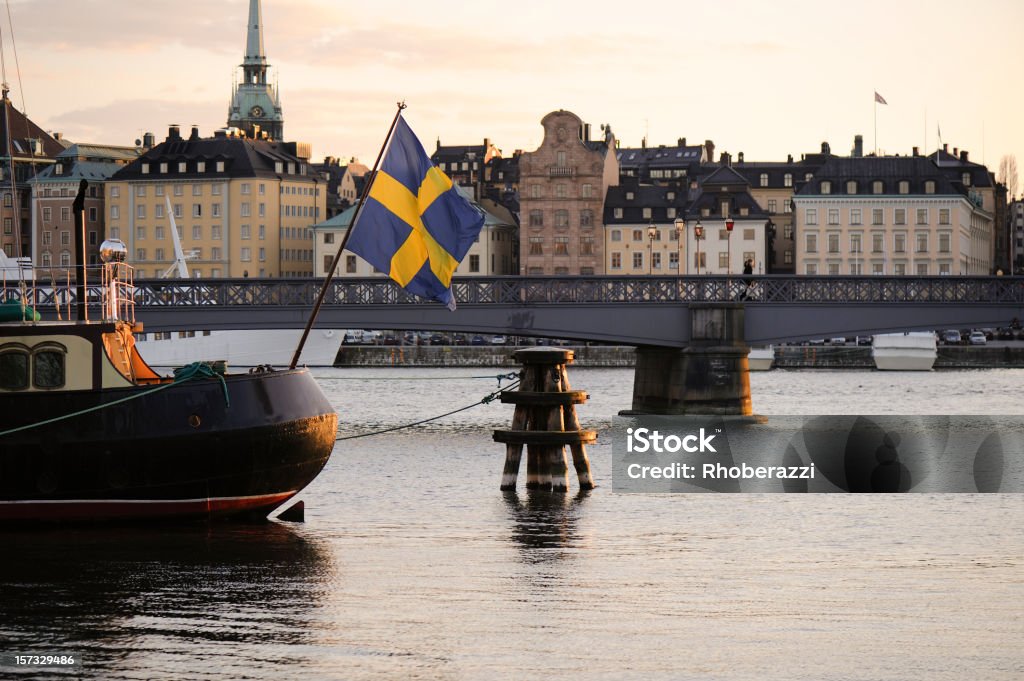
[0, 491, 297, 521]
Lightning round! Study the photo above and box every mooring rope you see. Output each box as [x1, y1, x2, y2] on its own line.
[0, 362, 230, 438]
[320, 371, 519, 384]
[334, 379, 520, 441]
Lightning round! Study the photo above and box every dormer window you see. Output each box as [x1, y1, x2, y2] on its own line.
[54, 164, 63, 176]
[820, 181, 831, 194]
[760, 173, 768, 187]
[141, 163, 150, 174]
[924, 180, 935, 194]
[626, 191, 634, 200]
[962, 172, 971, 186]
[872, 180, 883, 194]
[216, 161, 225, 172]
[160, 163, 168, 173]
[898, 180, 909, 194]
[846, 180, 857, 194]
[178, 162, 187, 173]
[197, 161, 205, 173]
[784, 173, 793, 187]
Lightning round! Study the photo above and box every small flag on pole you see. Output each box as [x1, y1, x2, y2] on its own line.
[874, 91, 888, 105]
[345, 115, 485, 311]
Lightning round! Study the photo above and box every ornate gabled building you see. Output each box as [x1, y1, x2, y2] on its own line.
[518, 110, 618, 275]
[0, 90, 64, 259]
[227, 0, 284, 141]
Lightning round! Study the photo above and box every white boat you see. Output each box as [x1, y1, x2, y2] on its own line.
[872, 332, 937, 371]
[135, 328, 342, 367]
[748, 345, 774, 371]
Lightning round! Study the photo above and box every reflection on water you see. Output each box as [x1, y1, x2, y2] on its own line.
[1, 523, 333, 680]
[502, 489, 591, 561]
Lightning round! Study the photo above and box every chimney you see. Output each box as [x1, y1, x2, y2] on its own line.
[436, 137, 441, 151]
[953, 147, 958, 158]
[583, 124, 590, 142]
[167, 124, 181, 141]
[214, 129, 227, 138]
[960, 150, 969, 162]
[53, 131, 63, 141]
[143, 132, 155, 148]
[821, 141, 831, 154]
[678, 137, 686, 147]
[189, 125, 200, 141]
[853, 134, 863, 158]
[704, 139, 715, 162]
[641, 136, 646, 149]
[721, 151, 732, 167]
[912, 146, 919, 157]
[943, 143, 948, 153]
[787, 154, 793, 163]
[738, 151, 744, 163]
[483, 137, 491, 153]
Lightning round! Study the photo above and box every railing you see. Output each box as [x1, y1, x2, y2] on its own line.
[7, 276, 1023, 311]
[548, 167, 574, 177]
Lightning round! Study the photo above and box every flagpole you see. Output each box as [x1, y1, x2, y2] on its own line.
[873, 94, 877, 156]
[288, 101, 407, 369]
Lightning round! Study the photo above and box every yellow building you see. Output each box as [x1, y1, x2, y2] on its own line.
[105, 125, 324, 278]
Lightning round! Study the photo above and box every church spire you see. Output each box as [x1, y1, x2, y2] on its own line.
[227, 0, 283, 140]
[244, 0, 265, 65]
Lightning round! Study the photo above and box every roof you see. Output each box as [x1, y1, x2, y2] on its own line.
[0, 95, 64, 159]
[57, 143, 141, 163]
[796, 156, 963, 196]
[701, 165, 750, 187]
[31, 161, 126, 184]
[110, 133, 316, 183]
[616, 145, 705, 168]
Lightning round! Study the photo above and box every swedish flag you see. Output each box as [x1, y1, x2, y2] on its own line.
[346, 116, 485, 310]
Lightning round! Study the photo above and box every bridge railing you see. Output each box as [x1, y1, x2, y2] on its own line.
[9, 275, 1023, 311]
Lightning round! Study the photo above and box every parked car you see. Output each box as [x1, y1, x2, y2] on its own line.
[490, 335, 507, 345]
[808, 338, 826, 346]
[997, 327, 1015, 340]
[968, 331, 987, 345]
[429, 334, 450, 345]
[856, 336, 873, 346]
[453, 334, 468, 346]
[828, 337, 847, 345]
[470, 335, 486, 346]
[942, 330, 962, 345]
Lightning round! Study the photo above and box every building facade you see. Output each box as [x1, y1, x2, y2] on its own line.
[518, 110, 618, 275]
[793, 153, 994, 276]
[29, 143, 141, 270]
[106, 126, 324, 279]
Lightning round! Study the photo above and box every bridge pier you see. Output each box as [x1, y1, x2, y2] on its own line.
[627, 303, 753, 416]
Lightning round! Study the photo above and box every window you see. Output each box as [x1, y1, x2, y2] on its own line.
[528, 237, 543, 255]
[174, 184, 183, 196]
[894, 208, 906, 225]
[872, 263, 884, 275]
[916, 208, 928, 225]
[632, 229, 643, 242]
[216, 161, 225, 172]
[110, 186, 120, 198]
[784, 250, 793, 264]
[212, 204, 221, 218]
[580, 209, 593, 227]
[962, 173, 971, 187]
[155, 247, 164, 261]
[669, 252, 679, 270]
[345, 255, 357, 273]
[827, 209, 839, 225]
[894, 233, 906, 253]
[258, 225, 265, 240]
[805, 233, 818, 253]
[469, 254, 480, 272]
[898, 180, 909, 194]
[554, 236, 569, 255]
[88, 207, 97, 222]
[939, 233, 951, 253]
[743, 229, 755, 240]
[192, 204, 202, 218]
[694, 252, 706, 269]
[155, 226, 164, 240]
[872, 208, 883, 225]
[155, 203, 164, 219]
[759, 173, 768, 187]
[61, 231, 70, 246]
[580, 236, 594, 255]
[784, 225, 793, 239]
[613, 208, 623, 219]
[784, 198, 792, 213]
[850, 209, 862, 225]
[241, 183, 251, 195]
[767, 199, 777, 213]
[806, 209, 818, 225]
[136, 226, 146, 240]
[192, 184, 202, 196]
[651, 252, 662, 269]
[241, 247, 252, 262]
[894, 263, 906, 275]
[924, 180, 935, 194]
[42, 206, 52, 222]
[241, 224, 251, 240]
[259, 203, 266, 218]
[554, 210, 569, 228]
[530, 185, 541, 199]
[633, 252, 643, 269]
[850, 234, 862, 254]
[939, 208, 950, 225]
[718, 252, 728, 268]
[259, 248, 265, 262]
[917, 263, 929, 275]
[642, 207, 652, 219]
[529, 210, 543, 227]
[828, 233, 840, 253]
[611, 229, 621, 242]
[872, 180, 883, 194]
[784, 173, 792, 187]
[828, 263, 840, 275]
[211, 246, 221, 259]
[611, 252, 622, 269]
[872, 233, 884, 253]
[916, 233, 928, 253]
[324, 232, 335, 245]
[581, 184, 593, 198]
[805, 263, 818, 275]
[820, 181, 832, 194]
[846, 180, 857, 194]
[136, 248, 146, 261]
[192, 225, 202, 240]
[60, 251, 71, 267]
[0, 348, 29, 390]
[136, 205, 146, 219]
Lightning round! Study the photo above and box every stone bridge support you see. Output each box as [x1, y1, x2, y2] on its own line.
[628, 303, 752, 415]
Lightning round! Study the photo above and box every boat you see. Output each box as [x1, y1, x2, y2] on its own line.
[747, 345, 774, 371]
[135, 328, 342, 367]
[0, 184, 338, 522]
[871, 332, 937, 371]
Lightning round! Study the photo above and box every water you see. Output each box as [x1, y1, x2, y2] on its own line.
[3, 368, 1023, 680]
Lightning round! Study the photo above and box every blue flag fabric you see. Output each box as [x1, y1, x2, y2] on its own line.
[345, 116, 485, 310]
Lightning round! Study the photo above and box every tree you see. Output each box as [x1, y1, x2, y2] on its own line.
[998, 155, 1019, 199]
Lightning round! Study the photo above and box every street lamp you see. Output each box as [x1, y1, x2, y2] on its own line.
[694, 220, 704, 275]
[725, 217, 735, 274]
[673, 216, 686, 275]
[647, 223, 657, 275]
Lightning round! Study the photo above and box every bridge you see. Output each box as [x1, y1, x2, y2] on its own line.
[26, 275, 1024, 347]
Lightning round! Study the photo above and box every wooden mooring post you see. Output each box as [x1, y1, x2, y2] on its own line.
[493, 348, 596, 492]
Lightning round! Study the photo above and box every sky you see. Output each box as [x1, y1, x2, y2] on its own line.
[5, 0, 1024, 196]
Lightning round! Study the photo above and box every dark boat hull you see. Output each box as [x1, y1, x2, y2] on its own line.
[0, 369, 338, 522]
